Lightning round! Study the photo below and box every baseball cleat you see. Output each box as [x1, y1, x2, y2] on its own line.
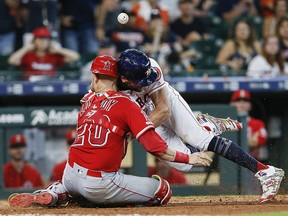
[8, 192, 54, 207]
[255, 165, 285, 203]
[197, 113, 243, 135]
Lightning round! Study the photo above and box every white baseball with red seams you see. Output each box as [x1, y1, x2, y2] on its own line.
[117, 13, 129, 24]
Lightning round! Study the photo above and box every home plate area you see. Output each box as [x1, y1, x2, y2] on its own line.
[1, 195, 288, 215]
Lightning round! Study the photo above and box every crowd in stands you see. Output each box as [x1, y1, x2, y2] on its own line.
[1, 0, 288, 80]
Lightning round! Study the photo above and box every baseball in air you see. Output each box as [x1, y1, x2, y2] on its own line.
[117, 13, 129, 24]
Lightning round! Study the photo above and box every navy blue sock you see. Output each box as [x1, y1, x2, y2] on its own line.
[207, 136, 267, 173]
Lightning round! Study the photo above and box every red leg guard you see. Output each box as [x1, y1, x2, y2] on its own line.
[146, 175, 172, 206]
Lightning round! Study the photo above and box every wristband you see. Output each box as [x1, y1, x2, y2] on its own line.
[174, 151, 189, 164]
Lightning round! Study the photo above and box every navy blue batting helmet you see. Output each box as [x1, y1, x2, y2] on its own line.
[117, 49, 158, 87]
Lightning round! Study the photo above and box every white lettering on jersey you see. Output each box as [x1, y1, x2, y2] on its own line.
[86, 110, 97, 118]
[100, 99, 118, 111]
[31, 62, 53, 71]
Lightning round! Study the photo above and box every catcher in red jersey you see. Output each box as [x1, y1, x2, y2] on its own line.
[8, 55, 212, 208]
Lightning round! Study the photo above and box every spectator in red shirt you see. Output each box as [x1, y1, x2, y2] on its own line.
[148, 158, 189, 185]
[132, 0, 170, 32]
[3, 134, 44, 189]
[50, 129, 76, 182]
[8, 27, 80, 81]
[230, 89, 268, 195]
[230, 90, 268, 162]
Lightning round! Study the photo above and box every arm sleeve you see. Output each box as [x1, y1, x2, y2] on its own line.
[138, 128, 168, 155]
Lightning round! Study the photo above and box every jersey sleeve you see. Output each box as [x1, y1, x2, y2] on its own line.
[124, 100, 154, 139]
[145, 58, 167, 96]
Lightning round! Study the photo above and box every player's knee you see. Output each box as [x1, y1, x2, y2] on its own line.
[146, 175, 172, 206]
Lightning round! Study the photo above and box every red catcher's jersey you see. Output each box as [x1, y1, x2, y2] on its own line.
[69, 91, 156, 172]
[3, 162, 44, 189]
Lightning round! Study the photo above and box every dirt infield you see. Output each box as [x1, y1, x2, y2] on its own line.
[1, 195, 288, 215]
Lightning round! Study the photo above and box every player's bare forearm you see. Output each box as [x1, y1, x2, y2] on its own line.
[149, 87, 171, 128]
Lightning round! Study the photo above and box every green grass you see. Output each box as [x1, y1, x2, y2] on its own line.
[243, 212, 288, 216]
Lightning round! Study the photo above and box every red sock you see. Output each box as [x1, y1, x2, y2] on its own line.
[257, 162, 269, 171]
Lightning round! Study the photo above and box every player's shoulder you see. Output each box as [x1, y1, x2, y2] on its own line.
[80, 91, 94, 104]
[108, 91, 136, 104]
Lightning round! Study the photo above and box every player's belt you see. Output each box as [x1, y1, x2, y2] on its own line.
[68, 160, 102, 178]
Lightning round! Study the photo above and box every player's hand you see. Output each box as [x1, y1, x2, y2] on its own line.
[188, 152, 212, 166]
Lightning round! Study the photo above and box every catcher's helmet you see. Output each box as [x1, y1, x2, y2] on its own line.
[90, 55, 117, 78]
[117, 49, 158, 87]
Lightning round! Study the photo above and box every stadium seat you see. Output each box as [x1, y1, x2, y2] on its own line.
[81, 53, 97, 65]
[0, 55, 10, 70]
[57, 61, 82, 80]
[190, 40, 220, 70]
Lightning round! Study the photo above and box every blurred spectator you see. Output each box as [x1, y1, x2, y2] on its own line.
[3, 134, 44, 189]
[276, 17, 288, 62]
[0, 0, 19, 55]
[159, 0, 180, 21]
[96, 0, 121, 42]
[143, 9, 177, 73]
[109, 11, 145, 53]
[230, 90, 268, 194]
[21, 0, 58, 45]
[260, 0, 275, 18]
[216, 0, 258, 22]
[132, 0, 169, 31]
[59, 0, 101, 53]
[231, 90, 268, 160]
[192, 0, 215, 17]
[50, 129, 76, 182]
[81, 40, 116, 81]
[247, 35, 288, 78]
[121, 0, 138, 12]
[216, 19, 261, 71]
[170, 0, 208, 49]
[262, 0, 287, 38]
[8, 27, 80, 81]
[148, 158, 189, 185]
